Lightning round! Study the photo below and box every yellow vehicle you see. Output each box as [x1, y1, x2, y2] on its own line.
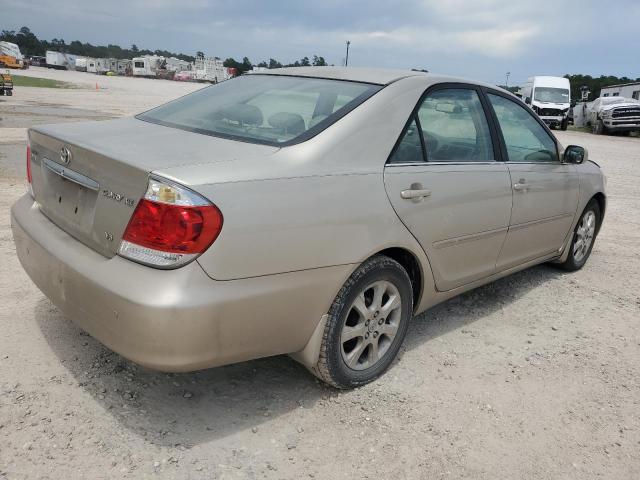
[0, 55, 25, 69]
[0, 70, 13, 96]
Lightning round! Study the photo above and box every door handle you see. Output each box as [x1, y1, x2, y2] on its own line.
[400, 185, 432, 202]
[513, 178, 527, 191]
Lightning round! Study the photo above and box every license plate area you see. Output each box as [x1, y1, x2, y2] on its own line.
[39, 158, 99, 233]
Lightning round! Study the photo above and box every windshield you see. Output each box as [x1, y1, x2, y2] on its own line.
[533, 87, 570, 104]
[137, 75, 382, 146]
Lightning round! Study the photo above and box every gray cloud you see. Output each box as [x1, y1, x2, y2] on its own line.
[2, 0, 637, 83]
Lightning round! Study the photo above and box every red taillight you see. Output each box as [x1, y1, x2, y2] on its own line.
[26, 145, 32, 184]
[122, 199, 223, 254]
[118, 176, 223, 268]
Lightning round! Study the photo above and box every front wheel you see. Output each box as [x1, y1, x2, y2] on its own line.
[313, 255, 413, 388]
[557, 200, 600, 271]
[561, 119, 568, 131]
[593, 119, 605, 135]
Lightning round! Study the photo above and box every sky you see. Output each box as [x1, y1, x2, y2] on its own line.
[2, 0, 638, 85]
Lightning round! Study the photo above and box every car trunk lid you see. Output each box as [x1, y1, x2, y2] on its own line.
[28, 118, 279, 258]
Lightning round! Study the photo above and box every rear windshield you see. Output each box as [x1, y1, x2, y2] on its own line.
[137, 74, 382, 146]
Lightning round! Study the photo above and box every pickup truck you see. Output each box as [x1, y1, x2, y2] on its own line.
[587, 96, 640, 135]
[0, 70, 13, 96]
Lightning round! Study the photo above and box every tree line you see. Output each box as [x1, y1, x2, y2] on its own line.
[563, 74, 640, 101]
[1, 26, 327, 74]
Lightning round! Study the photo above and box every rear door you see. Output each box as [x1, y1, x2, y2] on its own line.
[485, 91, 579, 269]
[384, 85, 513, 291]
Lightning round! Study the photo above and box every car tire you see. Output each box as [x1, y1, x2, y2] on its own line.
[556, 200, 601, 272]
[593, 119, 605, 135]
[561, 119, 568, 131]
[312, 255, 413, 389]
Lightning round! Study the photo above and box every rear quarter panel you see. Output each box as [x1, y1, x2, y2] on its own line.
[154, 76, 437, 281]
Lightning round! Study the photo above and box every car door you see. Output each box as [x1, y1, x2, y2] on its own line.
[384, 85, 513, 291]
[486, 91, 580, 270]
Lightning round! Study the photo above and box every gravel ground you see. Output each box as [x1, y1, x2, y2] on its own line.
[0, 69, 639, 480]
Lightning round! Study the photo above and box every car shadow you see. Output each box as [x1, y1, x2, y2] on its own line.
[34, 263, 566, 447]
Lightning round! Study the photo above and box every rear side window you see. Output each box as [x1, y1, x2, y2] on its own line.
[388, 87, 495, 164]
[488, 93, 558, 163]
[388, 118, 424, 164]
[138, 75, 381, 146]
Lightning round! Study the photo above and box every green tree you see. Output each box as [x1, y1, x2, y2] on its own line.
[312, 55, 327, 66]
[268, 58, 282, 69]
[300, 56, 310, 66]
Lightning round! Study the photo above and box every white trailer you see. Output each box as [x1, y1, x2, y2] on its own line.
[116, 59, 131, 75]
[132, 55, 166, 77]
[165, 57, 192, 73]
[75, 57, 87, 71]
[520, 76, 571, 130]
[600, 82, 640, 100]
[194, 57, 233, 83]
[104, 58, 118, 73]
[45, 51, 78, 70]
[87, 58, 109, 75]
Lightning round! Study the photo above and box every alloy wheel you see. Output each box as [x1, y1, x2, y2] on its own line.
[340, 280, 402, 371]
[573, 210, 596, 263]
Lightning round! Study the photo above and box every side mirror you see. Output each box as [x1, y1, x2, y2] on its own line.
[564, 145, 588, 164]
[525, 97, 531, 105]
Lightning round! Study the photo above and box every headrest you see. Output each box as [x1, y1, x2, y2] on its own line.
[213, 104, 263, 126]
[268, 112, 306, 136]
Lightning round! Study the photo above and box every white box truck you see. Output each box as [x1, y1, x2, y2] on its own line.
[520, 76, 571, 130]
[45, 51, 78, 70]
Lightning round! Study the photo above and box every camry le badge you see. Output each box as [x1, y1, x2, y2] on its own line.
[60, 146, 72, 165]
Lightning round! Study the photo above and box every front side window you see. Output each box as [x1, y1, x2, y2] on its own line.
[488, 93, 558, 163]
[138, 75, 381, 145]
[417, 88, 495, 162]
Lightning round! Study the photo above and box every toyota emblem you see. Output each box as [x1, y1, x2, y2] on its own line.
[60, 146, 72, 165]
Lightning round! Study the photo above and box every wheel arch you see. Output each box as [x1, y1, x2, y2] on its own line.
[375, 247, 423, 312]
[592, 192, 606, 235]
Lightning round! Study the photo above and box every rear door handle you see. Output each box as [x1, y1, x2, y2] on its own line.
[400, 187, 432, 201]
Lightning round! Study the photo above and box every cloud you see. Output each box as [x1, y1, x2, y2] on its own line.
[1, 0, 638, 82]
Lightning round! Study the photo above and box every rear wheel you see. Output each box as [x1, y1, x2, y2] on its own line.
[557, 200, 600, 271]
[313, 255, 413, 388]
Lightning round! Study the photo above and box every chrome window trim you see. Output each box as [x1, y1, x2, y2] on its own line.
[386, 161, 502, 167]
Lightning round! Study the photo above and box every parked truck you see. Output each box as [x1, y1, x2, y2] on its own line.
[586, 96, 640, 135]
[520, 76, 571, 130]
[46, 51, 79, 70]
[0, 41, 26, 69]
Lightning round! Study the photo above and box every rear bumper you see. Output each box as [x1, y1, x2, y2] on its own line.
[11, 194, 349, 371]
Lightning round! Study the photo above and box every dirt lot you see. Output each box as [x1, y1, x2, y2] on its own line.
[0, 68, 639, 480]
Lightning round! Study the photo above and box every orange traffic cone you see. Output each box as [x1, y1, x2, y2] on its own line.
[95, 82, 99, 90]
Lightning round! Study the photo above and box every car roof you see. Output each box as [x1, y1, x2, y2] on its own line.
[255, 66, 429, 85]
[253, 66, 506, 93]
